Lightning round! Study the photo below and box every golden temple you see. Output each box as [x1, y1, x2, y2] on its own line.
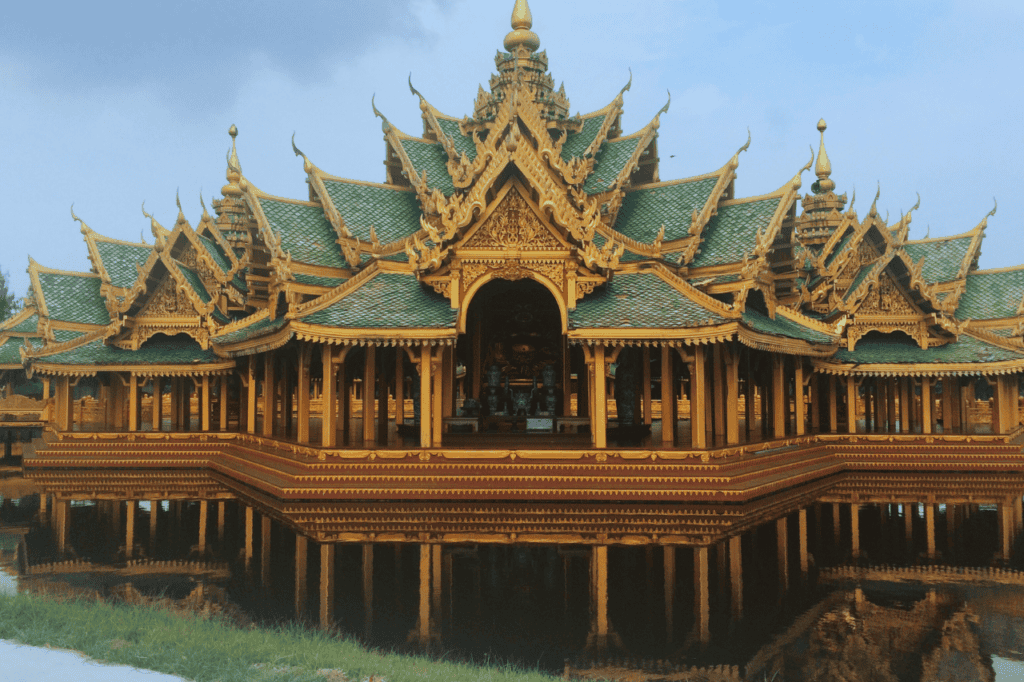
[2, 0, 1024, 655]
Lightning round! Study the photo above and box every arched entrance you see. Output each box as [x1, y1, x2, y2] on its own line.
[458, 278, 572, 433]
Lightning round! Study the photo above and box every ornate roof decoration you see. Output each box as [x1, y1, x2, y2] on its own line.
[4, 3, 1020, 375]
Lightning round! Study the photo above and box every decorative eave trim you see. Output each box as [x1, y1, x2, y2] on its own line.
[775, 304, 839, 337]
[736, 326, 837, 358]
[216, 324, 295, 358]
[567, 322, 739, 345]
[291, 322, 457, 345]
[212, 308, 271, 340]
[650, 263, 739, 319]
[29, 359, 237, 379]
[812, 357, 1024, 378]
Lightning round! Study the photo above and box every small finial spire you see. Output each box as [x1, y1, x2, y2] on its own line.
[504, 0, 540, 52]
[812, 118, 835, 195]
[222, 125, 243, 197]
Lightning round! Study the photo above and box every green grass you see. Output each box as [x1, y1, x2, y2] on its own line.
[0, 592, 560, 682]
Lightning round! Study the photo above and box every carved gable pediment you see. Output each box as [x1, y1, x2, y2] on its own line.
[458, 183, 567, 252]
[140, 276, 198, 319]
[856, 272, 918, 317]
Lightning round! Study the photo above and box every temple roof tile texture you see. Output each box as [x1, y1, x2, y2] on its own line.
[569, 273, 727, 329]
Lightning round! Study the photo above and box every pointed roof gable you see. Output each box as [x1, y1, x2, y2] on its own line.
[28, 260, 109, 328]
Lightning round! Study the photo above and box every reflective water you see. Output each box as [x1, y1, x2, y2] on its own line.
[2, 471, 1023, 682]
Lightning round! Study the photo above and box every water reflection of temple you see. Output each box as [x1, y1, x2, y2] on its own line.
[6, 468, 1022, 675]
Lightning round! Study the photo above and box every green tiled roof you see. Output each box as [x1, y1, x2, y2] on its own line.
[955, 269, 1024, 321]
[569, 273, 727, 329]
[293, 273, 346, 288]
[303, 274, 455, 329]
[400, 139, 455, 197]
[0, 338, 23, 365]
[902, 236, 973, 284]
[37, 272, 109, 326]
[833, 332, 1024, 365]
[214, 315, 287, 345]
[435, 119, 477, 161]
[560, 115, 606, 161]
[52, 330, 86, 344]
[8, 313, 38, 334]
[257, 198, 348, 269]
[321, 180, 422, 246]
[94, 241, 151, 289]
[35, 336, 223, 366]
[175, 264, 212, 305]
[197, 235, 232, 275]
[582, 136, 642, 194]
[614, 177, 719, 243]
[742, 307, 834, 344]
[231, 273, 248, 293]
[690, 197, 781, 269]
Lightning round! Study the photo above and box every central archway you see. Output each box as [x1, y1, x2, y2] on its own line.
[458, 278, 567, 421]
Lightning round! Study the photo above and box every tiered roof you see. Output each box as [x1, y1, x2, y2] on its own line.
[1, 0, 1019, 381]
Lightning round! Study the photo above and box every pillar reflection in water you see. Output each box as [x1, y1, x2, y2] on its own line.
[13, 473, 1024, 675]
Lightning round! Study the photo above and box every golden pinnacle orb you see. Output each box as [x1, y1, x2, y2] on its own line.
[504, 0, 540, 53]
[814, 118, 835, 194]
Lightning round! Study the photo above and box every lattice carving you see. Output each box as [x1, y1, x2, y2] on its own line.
[463, 190, 562, 250]
[857, 274, 917, 316]
[142, 277, 195, 317]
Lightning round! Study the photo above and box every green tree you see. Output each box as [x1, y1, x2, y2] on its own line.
[0, 268, 20, 322]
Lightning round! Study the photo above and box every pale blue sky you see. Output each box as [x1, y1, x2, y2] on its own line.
[1, 0, 1022, 301]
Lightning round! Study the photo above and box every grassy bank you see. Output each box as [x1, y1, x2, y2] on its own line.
[0, 592, 560, 682]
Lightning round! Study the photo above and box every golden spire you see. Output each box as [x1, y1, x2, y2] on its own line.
[813, 118, 835, 194]
[222, 124, 243, 198]
[504, 0, 540, 53]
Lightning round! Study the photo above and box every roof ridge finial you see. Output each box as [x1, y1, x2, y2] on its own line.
[222, 124, 243, 198]
[812, 118, 835, 195]
[504, 0, 540, 53]
[70, 204, 90, 235]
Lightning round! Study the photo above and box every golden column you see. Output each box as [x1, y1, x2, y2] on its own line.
[921, 377, 932, 434]
[419, 344, 433, 449]
[320, 543, 335, 630]
[771, 357, 786, 438]
[593, 344, 608, 448]
[296, 343, 312, 444]
[660, 346, 676, 446]
[262, 353, 275, 437]
[690, 346, 707, 448]
[363, 345, 377, 446]
[321, 345, 337, 447]
[693, 546, 710, 646]
[794, 361, 806, 436]
[295, 534, 308, 620]
[729, 535, 743, 620]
